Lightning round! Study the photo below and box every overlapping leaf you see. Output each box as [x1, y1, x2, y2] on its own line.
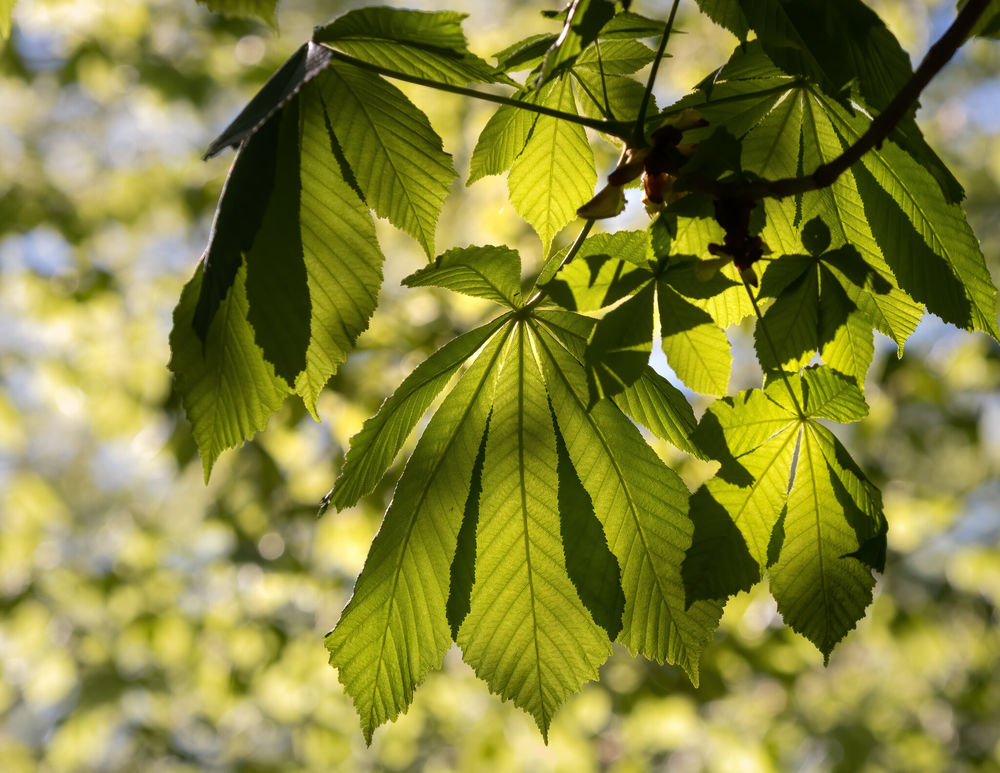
[684, 368, 885, 658]
[508, 76, 597, 253]
[403, 245, 523, 307]
[314, 7, 500, 86]
[457, 325, 611, 739]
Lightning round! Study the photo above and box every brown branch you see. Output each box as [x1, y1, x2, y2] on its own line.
[682, 0, 992, 201]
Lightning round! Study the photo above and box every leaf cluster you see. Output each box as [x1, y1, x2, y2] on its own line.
[168, 0, 1000, 742]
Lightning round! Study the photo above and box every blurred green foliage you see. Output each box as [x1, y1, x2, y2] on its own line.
[0, 0, 998, 769]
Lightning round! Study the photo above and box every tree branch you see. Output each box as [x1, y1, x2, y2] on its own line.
[321, 48, 633, 139]
[631, 0, 681, 146]
[682, 0, 992, 201]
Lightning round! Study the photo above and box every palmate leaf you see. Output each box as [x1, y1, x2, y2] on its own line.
[329, 317, 508, 510]
[457, 325, 611, 740]
[314, 7, 501, 86]
[534, 318, 722, 678]
[326, 327, 510, 744]
[317, 63, 456, 257]
[169, 265, 290, 481]
[685, 369, 884, 657]
[509, 76, 597, 253]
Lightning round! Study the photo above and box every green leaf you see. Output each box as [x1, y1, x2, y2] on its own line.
[598, 11, 666, 39]
[612, 366, 706, 459]
[330, 318, 507, 511]
[403, 245, 523, 307]
[545, 251, 652, 312]
[769, 423, 884, 660]
[585, 282, 655, 403]
[467, 99, 539, 185]
[799, 95, 923, 348]
[326, 327, 509, 744]
[694, 0, 750, 39]
[457, 326, 611, 739]
[314, 7, 500, 86]
[293, 83, 385, 413]
[575, 39, 655, 75]
[573, 69, 650, 124]
[658, 284, 732, 396]
[554, 415, 626, 640]
[205, 42, 332, 159]
[509, 76, 596, 253]
[962, 0, 1000, 38]
[820, 96, 1000, 339]
[536, 325, 722, 679]
[447, 421, 489, 639]
[169, 264, 291, 482]
[197, 0, 277, 26]
[536, 0, 617, 87]
[318, 64, 456, 257]
[493, 34, 557, 73]
[244, 101, 311, 387]
[797, 366, 870, 423]
[692, 387, 796, 470]
[684, 428, 797, 602]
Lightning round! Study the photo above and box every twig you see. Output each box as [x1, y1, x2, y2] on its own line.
[322, 48, 632, 139]
[632, 0, 682, 146]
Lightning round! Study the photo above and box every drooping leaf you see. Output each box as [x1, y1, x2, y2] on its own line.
[243, 101, 311, 387]
[317, 64, 456, 257]
[535, 323, 722, 679]
[326, 327, 509, 744]
[458, 325, 611, 739]
[293, 82, 385, 413]
[197, 0, 277, 26]
[509, 76, 596, 253]
[169, 264, 291, 482]
[330, 318, 507, 511]
[204, 42, 332, 159]
[403, 245, 523, 307]
[314, 7, 501, 86]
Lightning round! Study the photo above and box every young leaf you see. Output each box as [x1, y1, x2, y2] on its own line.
[535, 324, 723, 680]
[508, 76, 596, 253]
[317, 64, 457, 257]
[457, 326, 611, 740]
[330, 317, 508, 511]
[169, 264, 291, 482]
[403, 245, 523, 307]
[314, 7, 500, 86]
[326, 327, 509, 744]
[293, 83, 385, 413]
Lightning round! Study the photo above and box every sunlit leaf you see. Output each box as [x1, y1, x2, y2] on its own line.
[403, 245, 523, 307]
[509, 76, 596, 253]
[326, 328, 509, 744]
[318, 64, 456, 257]
[457, 325, 611, 739]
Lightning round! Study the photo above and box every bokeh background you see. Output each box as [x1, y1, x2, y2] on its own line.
[1, 0, 999, 770]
